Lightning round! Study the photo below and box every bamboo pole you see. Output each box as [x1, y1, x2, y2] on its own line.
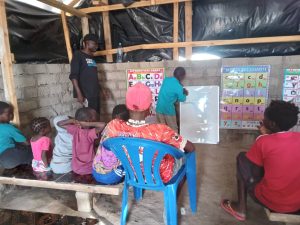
[81, 16, 89, 37]
[102, 0, 113, 62]
[93, 35, 300, 56]
[0, 0, 20, 125]
[185, 1, 192, 59]
[61, 12, 73, 62]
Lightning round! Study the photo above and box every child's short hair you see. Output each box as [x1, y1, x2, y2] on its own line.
[0, 101, 11, 115]
[31, 117, 50, 134]
[264, 100, 299, 131]
[112, 104, 129, 121]
[75, 107, 97, 121]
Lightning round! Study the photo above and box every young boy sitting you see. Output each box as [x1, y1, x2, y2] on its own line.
[221, 100, 300, 221]
[0, 101, 32, 169]
[58, 108, 105, 175]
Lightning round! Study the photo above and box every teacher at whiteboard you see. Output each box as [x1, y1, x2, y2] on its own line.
[156, 67, 188, 133]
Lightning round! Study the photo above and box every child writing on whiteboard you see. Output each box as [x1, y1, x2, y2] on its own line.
[156, 67, 188, 133]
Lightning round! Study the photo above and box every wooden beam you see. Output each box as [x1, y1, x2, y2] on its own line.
[36, 0, 87, 17]
[93, 35, 300, 56]
[0, 176, 121, 195]
[81, 0, 192, 13]
[173, 1, 179, 60]
[61, 12, 73, 62]
[185, 1, 192, 59]
[102, 0, 113, 62]
[68, 0, 82, 7]
[81, 16, 89, 37]
[0, 0, 20, 126]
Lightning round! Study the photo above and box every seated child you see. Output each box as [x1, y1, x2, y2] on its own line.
[30, 117, 52, 172]
[221, 100, 300, 221]
[92, 104, 129, 184]
[58, 107, 105, 175]
[93, 83, 195, 184]
[50, 115, 73, 174]
[0, 101, 32, 169]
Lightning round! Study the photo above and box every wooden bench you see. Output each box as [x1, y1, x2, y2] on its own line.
[265, 208, 300, 225]
[0, 166, 122, 213]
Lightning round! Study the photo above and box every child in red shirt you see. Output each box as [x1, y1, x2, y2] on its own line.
[221, 100, 300, 221]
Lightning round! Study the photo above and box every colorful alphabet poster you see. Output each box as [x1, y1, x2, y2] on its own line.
[127, 68, 165, 122]
[282, 69, 300, 127]
[220, 65, 270, 129]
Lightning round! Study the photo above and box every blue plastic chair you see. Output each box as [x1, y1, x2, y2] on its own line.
[103, 137, 197, 225]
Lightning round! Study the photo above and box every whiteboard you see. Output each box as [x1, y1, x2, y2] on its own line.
[180, 86, 219, 144]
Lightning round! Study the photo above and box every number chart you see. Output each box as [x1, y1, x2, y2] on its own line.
[220, 65, 270, 129]
[127, 68, 165, 122]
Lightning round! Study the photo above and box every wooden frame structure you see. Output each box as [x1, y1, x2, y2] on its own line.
[1, 0, 300, 124]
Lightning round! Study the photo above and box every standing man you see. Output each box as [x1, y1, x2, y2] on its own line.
[69, 34, 100, 113]
[156, 67, 188, 132]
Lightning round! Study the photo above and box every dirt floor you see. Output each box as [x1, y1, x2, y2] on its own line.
[0, 136, 289, 225]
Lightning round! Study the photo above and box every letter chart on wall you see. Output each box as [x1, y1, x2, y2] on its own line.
[127, 68, 164, 123]
[282, 69, 300, 128]
[220, 65, 270, 129]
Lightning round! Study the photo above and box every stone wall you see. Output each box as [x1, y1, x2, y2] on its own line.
[0, 55, 299, 136]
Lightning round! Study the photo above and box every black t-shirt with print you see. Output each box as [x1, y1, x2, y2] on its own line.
[69, 51, 99, 98]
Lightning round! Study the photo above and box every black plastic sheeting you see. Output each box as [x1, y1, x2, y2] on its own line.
[5, 0, 300, 63]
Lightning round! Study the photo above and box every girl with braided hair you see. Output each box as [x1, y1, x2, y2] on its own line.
[30, 117, 52, 172]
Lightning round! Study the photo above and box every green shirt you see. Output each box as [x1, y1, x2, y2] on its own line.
[0, 123, 26, 154]
[156, 77, 187, 116]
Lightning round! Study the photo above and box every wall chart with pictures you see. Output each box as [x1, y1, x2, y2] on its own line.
[220, 65, 270, 129]
[127, 68, 165, 122]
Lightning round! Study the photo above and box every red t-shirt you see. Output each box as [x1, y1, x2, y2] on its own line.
[246, 132, 300, 213]
[100, 119, 187, 183]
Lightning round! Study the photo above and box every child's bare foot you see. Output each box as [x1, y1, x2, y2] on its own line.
[220, 199, 246, 221]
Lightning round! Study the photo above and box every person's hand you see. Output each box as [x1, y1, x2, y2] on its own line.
[183, 88, 189, 96]
[77, 94, 85, 105]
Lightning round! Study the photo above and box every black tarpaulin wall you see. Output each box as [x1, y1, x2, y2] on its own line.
[5, 0, 300, 63]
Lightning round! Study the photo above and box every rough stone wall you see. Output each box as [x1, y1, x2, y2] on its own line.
[0, 55, 299, 136]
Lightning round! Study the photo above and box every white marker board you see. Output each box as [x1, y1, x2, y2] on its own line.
[180, 86, 219, 144]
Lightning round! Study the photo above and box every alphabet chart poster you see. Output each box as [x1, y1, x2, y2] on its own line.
[282, 69, 300, 127]
[220, 65, 270, 129]
[127, 68, 165, 122]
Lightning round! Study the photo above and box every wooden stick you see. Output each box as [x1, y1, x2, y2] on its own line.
[102, 0, 113, 62]
[81, 16, 89, 37]
[81, 0, 192, 13]
[0, 176, 121, 195]
[61, 12, 73, 62]
[173, 2, 179, 60]
[36, 0, 87, 17]
[185, 1, 192, 59]
[94, 35, 300, 56]
[0, 0, 20, 126]
[68, 0, 82, 7]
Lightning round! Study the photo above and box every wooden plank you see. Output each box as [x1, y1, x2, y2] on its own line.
[265, 208, 300, 223]
[0, 0, 20, 126]
[61, 12, 73, 62]
[94, 35, 300, 56]
[0, 176, 121, 195]
[68, 0, 82, 7]
[81, 0, 192, 13]
[36, 0, 87, 17]
[185, 0, 192, 59]
[102, 0, 113, 62]
[81, 16, 89, 37]
[173, 1, 179, 60]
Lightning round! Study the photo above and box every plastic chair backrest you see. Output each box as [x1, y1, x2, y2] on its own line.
[103, 137, 185, 188]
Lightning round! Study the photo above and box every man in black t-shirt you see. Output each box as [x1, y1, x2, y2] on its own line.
[69, 34, 100, 113]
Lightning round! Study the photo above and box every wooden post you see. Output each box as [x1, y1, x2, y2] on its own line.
[0, 0, 20, 125]
[173, 1, 179, 60]
[185, 1, 192, 59]
[61, 12, 73, 62]
[102, 0, 113, 62]
[81, 16, 89, 37]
